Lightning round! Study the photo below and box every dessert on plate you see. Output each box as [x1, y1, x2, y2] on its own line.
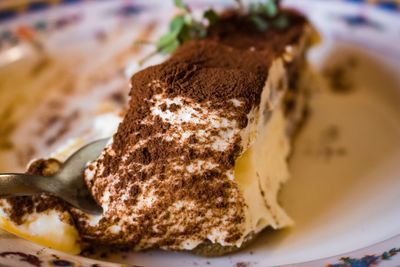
[0, 1, 317, 256]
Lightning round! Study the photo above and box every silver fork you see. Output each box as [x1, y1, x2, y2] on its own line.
[0, 138, 109, 214]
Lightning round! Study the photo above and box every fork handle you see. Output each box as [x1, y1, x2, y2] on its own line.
[0, 173, 103, 214]
[0, 173, 57, 197]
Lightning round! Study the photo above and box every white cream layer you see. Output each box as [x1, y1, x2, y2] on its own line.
[82, 57, 300, 250]
[0, 25, 313, 251]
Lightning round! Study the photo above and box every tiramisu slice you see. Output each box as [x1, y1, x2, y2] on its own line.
[0, 8, 317, 256]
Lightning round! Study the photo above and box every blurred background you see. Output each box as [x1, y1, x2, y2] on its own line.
[0, 1, 400, 266]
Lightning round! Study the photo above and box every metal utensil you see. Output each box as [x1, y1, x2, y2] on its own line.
[0, 138, 109, 214]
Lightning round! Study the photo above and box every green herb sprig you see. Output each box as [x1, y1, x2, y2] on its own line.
[138, 0, 218, 65]
[237, 0, 289, 32]
[138, 0, 289, 65]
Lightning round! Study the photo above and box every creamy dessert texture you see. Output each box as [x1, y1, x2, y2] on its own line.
[0, 9, 316, 255]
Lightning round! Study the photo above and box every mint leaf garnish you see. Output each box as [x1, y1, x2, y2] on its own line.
[138, 0, 289, 65]
[158, 0, 214, 51]
[249, 0, 289, 32]
[169, 14, 186, 33]
[138, 0, 219, 64]
[263, 0, 278, 17]
[156, 32, 178, 53]
[251, 15, 269, 31]
[174, 0, 189, 11]
[273, 14, 289, 29]
[204, 9, 219, 25]
[159, 39, 180, 54]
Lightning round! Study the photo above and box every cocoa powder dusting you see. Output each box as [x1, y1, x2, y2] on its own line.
[2, 10, 307, 251]
[72, 10, 307, 249]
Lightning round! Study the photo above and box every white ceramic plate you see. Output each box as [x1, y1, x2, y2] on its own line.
[0, 1, 400, 266]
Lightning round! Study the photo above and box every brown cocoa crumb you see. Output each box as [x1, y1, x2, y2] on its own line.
[169, 103, 180, 112]
[27, 158, 61, 177]
[130, 185, 141, 197]
[160, 103, 167, 111]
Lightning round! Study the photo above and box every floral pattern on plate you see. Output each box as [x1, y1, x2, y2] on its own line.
[0, 1, 400, 267]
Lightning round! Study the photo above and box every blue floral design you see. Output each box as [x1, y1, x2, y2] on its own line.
[328, 247, 400, 267]
[344, 0, 399, 12]
[376, 1, 399, 12]
[340, 14, 381, 29]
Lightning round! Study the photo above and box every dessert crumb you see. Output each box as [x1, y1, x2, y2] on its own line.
[235, 262, 250, 267]
[110, 91, 127, 105]
[304, 124, 347, 161]
[323, 56, 358, 93]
